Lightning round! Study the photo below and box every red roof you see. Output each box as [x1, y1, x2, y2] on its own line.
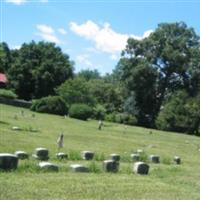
[0, 73, 7, 83]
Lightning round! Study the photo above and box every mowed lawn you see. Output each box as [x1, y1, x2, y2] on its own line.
[1, 103, 200, 200]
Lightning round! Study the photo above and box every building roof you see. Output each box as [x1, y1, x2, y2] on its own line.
[0, 73, 7, 83]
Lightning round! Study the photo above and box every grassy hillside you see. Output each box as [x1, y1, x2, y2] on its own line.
[1, 103, 200, 200]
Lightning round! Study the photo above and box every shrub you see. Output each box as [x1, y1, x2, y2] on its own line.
[69, 104, 93, 120]
[31, 96, 68, 115]
[105, 112, 137, 125]
[0, 89, 17, 99]
[93, 104, 106, 120]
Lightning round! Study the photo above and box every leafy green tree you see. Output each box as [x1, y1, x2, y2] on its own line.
[116, 22, 200, 127]
[77, 69, 101, 81]
[7, 41, 73, 100]
[56, 77, 94, 106]
[0, 42, 11, 73]
[156, 91, 200, 135]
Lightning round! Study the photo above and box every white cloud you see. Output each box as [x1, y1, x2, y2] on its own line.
[110, 54, 118, 61]
[70, 20, 153, 54]
[36, 24, 60, 44]
[76, 54, 93, 67]
[6, 0, 27, 5]
[58, 28, 67, 35]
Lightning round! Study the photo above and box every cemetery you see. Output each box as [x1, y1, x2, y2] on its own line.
[1, 103, 200, 200]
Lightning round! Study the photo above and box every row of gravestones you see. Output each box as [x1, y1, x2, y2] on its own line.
[0, 148, 181, 175]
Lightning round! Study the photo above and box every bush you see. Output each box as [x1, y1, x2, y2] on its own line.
[31, 96, 68, 115]
[105, 112, 137, 125]
[93, 104, 106, 120]
[69, 104, 93, 120]
[0, 89, 17, 99]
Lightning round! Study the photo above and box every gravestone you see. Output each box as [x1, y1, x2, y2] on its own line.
[70, 164, 89, 172]
[33, 148, 49, 160]
[134, 162, 149, 175]
[56, 152, 68, 159]
[39, 162, 58, 172]
[15, 151, 29, 160]
[0, 153, 18, 170]
[131, 153, 140, 162]
[12, 126, 21, 131]
[110, 154, 120, 162]
[137, 149, 143, 154]
[149, 155, 160, 163]
[103, 160, 119, 173]
[81, 151, 94, 160]
[174, 156, 181, 164]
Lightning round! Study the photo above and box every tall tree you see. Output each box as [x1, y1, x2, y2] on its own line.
[116, 22, 200, 127]
[8, 41, 73, 100]
[0, 42, 11, 73]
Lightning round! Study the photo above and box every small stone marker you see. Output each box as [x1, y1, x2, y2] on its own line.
[33, 147, 49, 160]
[131, 153, 140, 162]
[56, 152, 68, 159]
[39, 162, 58, 172]
[137, 149, 143, 154]
[12, 126, 21, 131]
[149, 155, 160, 163]
[174, 156, 181, 164]
[0, 153, 18, 170]
[110, 154, 120, 162]
[15, 151, 29, 160]
[103, 160, 119, 173]
[70, 164, 89, 172]
[134, 162, 149, 175]
[81, 151, 94, 160]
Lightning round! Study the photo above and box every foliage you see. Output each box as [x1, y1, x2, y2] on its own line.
[105, 112, 137, 125]
[116, 22, 200, 128]
[0, 42, 11, 73]
[31, 96, 68, 115]
[93, 104, 106, 120]
[0, 89, 17, 99]
[57, 77, 94, 106]
[77, 69, 101, 81]
[156, 91, 200, 135]
[7, 41, 73, 100]
[88, 79, 123, 113]
[68, 103, 93, 120]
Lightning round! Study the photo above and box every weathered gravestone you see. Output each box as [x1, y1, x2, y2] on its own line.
[70, 164, 89, 172]
[15, 151, 29, 160]
[12, 126, 21, 131]
[0, 153, 18, 170]
[133, 162, 149, 175]
[81, 151, 94, 160]
[131, 153, 140, 162]
[174, 156, 181, 164]
[56, 152, 68, 159]
[32, 148, 49, 160]
[39, 162, 58, 172]
[103, 160, 119, 173]
[149, 155, 160, 163]
[110, 154, 120, 162]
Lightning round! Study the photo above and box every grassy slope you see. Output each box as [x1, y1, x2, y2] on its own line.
[1, 103, 200, 200]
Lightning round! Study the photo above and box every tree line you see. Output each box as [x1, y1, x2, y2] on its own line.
[0, 22, 200, 135]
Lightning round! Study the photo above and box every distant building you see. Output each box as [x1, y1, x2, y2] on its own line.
[0, 73, 7, 88]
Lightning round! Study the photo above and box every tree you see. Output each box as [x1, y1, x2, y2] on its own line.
[56, 77, 94, 106]
[7, 41, 73, 100]
[0, 42, 11, 73]
[156, 91, 200, 135]
[116, 22, 200, 127]
[77, 69, 101, 81]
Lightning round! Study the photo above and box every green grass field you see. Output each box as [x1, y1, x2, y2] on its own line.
[1, 103, 200, 200]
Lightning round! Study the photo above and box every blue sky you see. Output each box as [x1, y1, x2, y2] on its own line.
[1, 0, 200, 74]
